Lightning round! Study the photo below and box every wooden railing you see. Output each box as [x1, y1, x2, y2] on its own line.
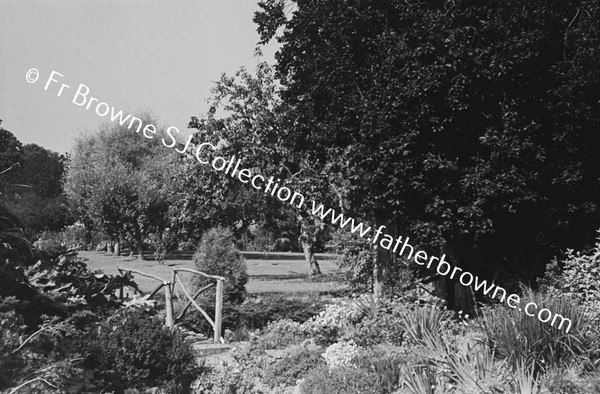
[116, 266, 225, 343]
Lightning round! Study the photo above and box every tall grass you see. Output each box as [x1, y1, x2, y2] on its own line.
[399, 305, 452, 345]
[480, 288, 594, 371]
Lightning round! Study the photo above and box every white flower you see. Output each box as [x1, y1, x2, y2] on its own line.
[322, 340, 362, 369]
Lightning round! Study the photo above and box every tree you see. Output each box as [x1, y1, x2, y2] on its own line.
[0, 126, 73, 236]
[65, 114, 177, 259]
[0, 122, 22, 179]
[186, 63, 324, 276]
[255, 0, 600, 303]
[0, 125, 24, 196]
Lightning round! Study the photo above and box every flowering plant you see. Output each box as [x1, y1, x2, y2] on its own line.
[322, 340, 362, 369]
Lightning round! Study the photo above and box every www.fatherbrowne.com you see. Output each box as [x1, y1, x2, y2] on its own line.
[37, 68, 573, 333]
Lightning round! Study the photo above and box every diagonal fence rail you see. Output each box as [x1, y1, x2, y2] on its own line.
[116, 266, 225, 343]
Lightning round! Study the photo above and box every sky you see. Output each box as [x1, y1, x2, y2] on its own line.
[0, 0, 278, 154]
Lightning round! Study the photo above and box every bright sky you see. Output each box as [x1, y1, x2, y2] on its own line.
[0, 0, 277, 154]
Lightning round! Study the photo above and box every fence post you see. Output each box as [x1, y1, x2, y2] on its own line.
[164, 282, 174, 327]
[214, 279, 223, 343]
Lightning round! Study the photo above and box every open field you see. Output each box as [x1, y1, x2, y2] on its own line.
[80, 250, 349, 295]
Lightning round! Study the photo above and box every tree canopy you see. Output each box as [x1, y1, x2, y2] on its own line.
[255, 0, 600, 299]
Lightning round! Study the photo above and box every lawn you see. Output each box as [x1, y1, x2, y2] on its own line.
[80, 250, 349, 295]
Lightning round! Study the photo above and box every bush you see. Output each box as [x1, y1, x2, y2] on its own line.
[301, 300, 365, 344]
[263, 345, 325, 389]
[179, 294, 323, 340]
[258, 318, 308, 350]
[300, 365, 396, 394]
[82, 307, 198, 392]
[34, 230, 67, 256]
[480, 288, 595, 371]
[247, 227, 274, 253]
[59, 221, 88, 250]
[543, 231, 600, 318]
[541, 365, 600, 394]
[398, 304, 453, 345]
[192, 341, 267, 394]
[193, 227, 248, 304]
[275, 237, 292, 252]
[345, 311, 405, 347]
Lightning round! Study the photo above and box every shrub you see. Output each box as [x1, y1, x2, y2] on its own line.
[322, 340, 361, 369]
[301, 300, 364, 344]
[258, 318, 307, 350]
[480, 288, 595, 371]
[59, 221, 88, 250]
[178, 294, 323, 340]
[237, 294, 323, 330]
[193, 341, 267, 394]
[543, 231, 600, 322]
[193, 227, 248, 304]
[300, 365, 396, 394]
[541, 365, 600, 394]
[263, 345, 325, 389]
[345, 311, 405, 347]
[398, 304, 452, 345]
[275, 237, 292, 252]
[82, 307, 198, 392]
[247, 227, 274, 253]
[34, 230, 67, 256]
[327, 230, 375, 291]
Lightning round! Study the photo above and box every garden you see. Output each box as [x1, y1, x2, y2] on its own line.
[2, 0, 600, 392]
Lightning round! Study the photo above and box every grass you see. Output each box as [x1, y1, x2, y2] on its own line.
[79, 250, 348, 295]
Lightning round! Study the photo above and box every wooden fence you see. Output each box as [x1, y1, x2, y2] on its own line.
[116, 266, 225, 343]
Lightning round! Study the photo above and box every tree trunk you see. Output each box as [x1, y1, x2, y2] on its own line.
[373, 210, 392, 300]
[301, 238, 322, 277]
[113, 238, 120, 256]
[435, 249, 474, 313]
[299, 214, 322, 277]
[135, 228, 145, 261]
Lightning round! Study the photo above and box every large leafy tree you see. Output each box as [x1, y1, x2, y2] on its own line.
[255, 0, 600, 302]
[186, 63, 325, 275]
[1, 123, 72, 236]
[65, 115, 177, 259]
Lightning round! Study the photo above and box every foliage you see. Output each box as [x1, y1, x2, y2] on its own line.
[328, 229, 376, 291]
[5, 193, 74, 237]
[255, 0, 600, 296]
[258, 318, 307, 350]
[542, 230, 600, 308]
[193, 226, 248, 304]
[0, 125, 23, 177]
[263, 345, 325, 389]
[192, 342, 268, 394]
[33, 230, 68, 256]
[185, 61, 323, 277]
[301, 300, 365, 344]
[58, 221, 89, 250]
[299, 363, 399, 394]
[480, 288, 595, 371]
[82, 307, 198, 393]
[344, 310, 405, 347]
[275, 237, 292, 252]
[1, 139, 73, 237]
[65, 113, 179, 259]
[399, 305, 453, 345]
[23, 253, 135, 311]
[182, 62, 299, 245]
[0, 295, 102, 393]
[322, 340, 361, 370]
[540, 365, 600, 394]
[180, 294, 322, 340]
